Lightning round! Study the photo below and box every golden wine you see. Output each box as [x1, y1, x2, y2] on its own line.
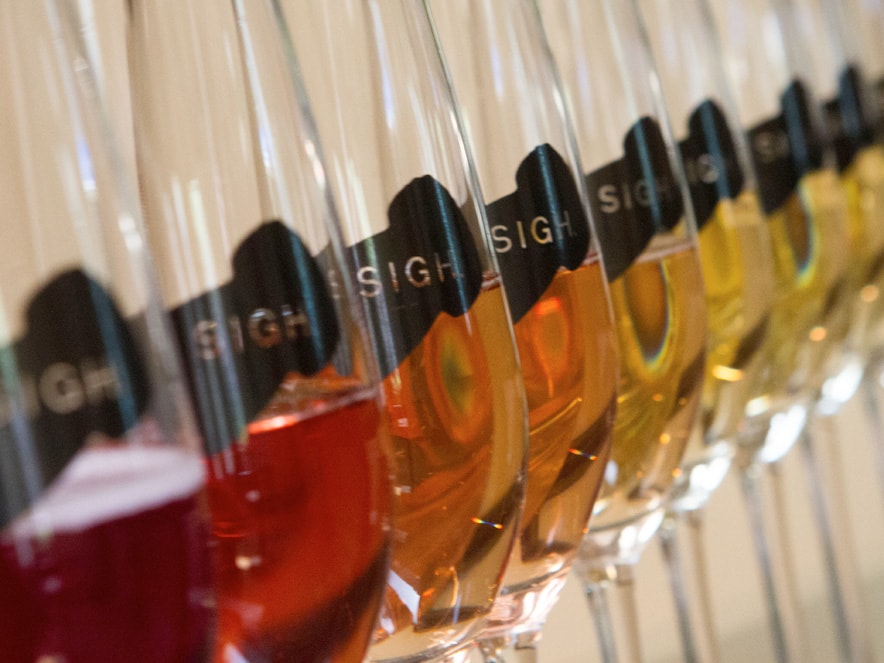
[840, 145, 884, 352]
[370, 278, 527, 660]
[747, 168, 850, 421]
[498, 255, 617, 592]
[667, 191, 777, 511]
[590, 238, 707, 529]
[696, 190, 775, 445]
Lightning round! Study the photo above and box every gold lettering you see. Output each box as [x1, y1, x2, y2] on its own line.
[491, 225, 513, 253]
[405, 257, 431, 288]
[249, 308, 281, 348]
[357, 265, 382, 298]
[531, 216, 553, 244]
[39, 363, 85, 415]
[194, 320, 221, 360]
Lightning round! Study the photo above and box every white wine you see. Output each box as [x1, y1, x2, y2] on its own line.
[697, 191, 775, 442]
[667, 190, 777, 509]
[756, 169, 850, 413]
[590, 237, 707, 530]
[840, 145, 884, 352]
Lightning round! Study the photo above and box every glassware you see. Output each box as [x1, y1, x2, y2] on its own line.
[537, 1, 707, 661]
[847, 0, 884, 531]
[708, 0, 853, 661]
[791, 0, 884, 406]
[281, 1, 530, 661]
[775, 1, 884, 661]
[126, 1, 395, 660]
[0, 1, 214, 660]
[634, 1, 778, 661]
[427, 1, 618, 660]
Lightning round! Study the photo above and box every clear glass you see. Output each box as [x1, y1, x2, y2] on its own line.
[126, 1, 396, 660]
[708, 0, 849, 464]
[427, 1, 619, 660]
[772, 0, 878, 407]
[635, 1, 778, 661]
[846, 0, 884, 579]
[0, 2, 214, 660]
[281, 1, 530, 662]
[845, 0, 884, 148]
[775, 1, 884, 661]
[708, 1, 856, 661]
[538, 1, 707, 661]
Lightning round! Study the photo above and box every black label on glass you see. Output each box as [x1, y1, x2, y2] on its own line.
[0, 269, 150, 528]
[677, 99, 746, 228]
[586, 116, 684, 281]
[876, 77, 884, 141]
[352, 175, 483, 378]
[748, 80, 824, 214]
[170, 220, 340, 454]
[823, 65, 875, 172]
[485, 144, 591, 323]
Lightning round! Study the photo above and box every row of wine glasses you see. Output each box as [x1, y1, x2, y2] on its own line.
[2, 1, 398, 661]
[5, 0, 884, 662]
[662, 1, 884, 662]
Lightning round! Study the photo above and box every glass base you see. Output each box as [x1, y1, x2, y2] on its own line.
[574, 507, 665, 573]
[369, 615, 483, 663]
[478, 630, 541, 663]
[666, 439, 734, 513]
[815, 351, 864, 417]
[479, 571, 570, 640]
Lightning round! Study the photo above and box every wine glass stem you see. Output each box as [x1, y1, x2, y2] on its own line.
[477, 630, 540, 663]
[739, 462, 806, 663]
[801, 418, 873, 663]
[658, 509, 720, 663]
[582, 564, 644, 663]
[861, 370, 884, 508]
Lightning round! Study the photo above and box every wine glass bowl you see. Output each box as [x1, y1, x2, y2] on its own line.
[428, 1, 620, 656]
[0, 2, 215, 660]
[282, 1, 530, 659]
[126, 1, 396, 659]
[538, 2, 708, 660]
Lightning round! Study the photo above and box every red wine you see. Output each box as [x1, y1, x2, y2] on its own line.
[206, 380, 392, 662]
[0, 446, 213, 663]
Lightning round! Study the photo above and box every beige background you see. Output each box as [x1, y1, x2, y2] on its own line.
[534, 390, 884, 662]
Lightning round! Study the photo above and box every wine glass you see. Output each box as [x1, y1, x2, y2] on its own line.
[537, 1, 708, 661]
[426, 1, 618, 660]
[847, 0, 884, 524]
[708, 1, 863, 660]
[633, 1, 778, 661]
[280, 1, 531, 661]
[776, 1, 884, 661]
[125, 1, 396, 660]
[0, 1, 214, 660]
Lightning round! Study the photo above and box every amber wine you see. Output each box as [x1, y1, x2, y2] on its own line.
[590, 238, 706, 529]
[496, 255, 617, 593]
[370, 278, 527, 660]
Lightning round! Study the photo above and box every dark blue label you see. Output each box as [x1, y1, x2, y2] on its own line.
[823, 65, 876, 172]
[485, 144, 591, 323]
[586, 116, 684, 281]
[351, 175, 484, 378]
[0, 270, 150, 528]
[749, 79, 824, 214]
[170, 221, 340, 454]
[678, 99, 746, 228]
